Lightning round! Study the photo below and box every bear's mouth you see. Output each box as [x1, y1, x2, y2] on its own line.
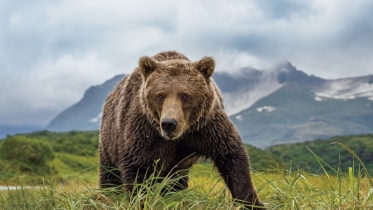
[161, 131, 182, 140]
[163, 133, 178, 140]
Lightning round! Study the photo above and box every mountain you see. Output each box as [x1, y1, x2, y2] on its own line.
[231, 82, 373, 148]
[45, 74, 125, 132]
[217, 62, 326, 115]
[45, 62, 373, 148]
[214, 67, 283, 115]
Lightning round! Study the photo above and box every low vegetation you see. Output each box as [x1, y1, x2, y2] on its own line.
[0, 131, 373, 209]
[0, 130, 283, 185]
[0, 131, 98, 185]
[267, 134, 373, 175]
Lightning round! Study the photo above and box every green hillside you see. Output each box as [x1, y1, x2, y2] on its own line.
[245, 144, 285, 170]
[0, 130, 284, 184]
[266, 134, 373, 175]
[0, 131, 100, 184]
[2, 131, 373, 209]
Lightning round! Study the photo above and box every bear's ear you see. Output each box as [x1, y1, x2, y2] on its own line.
[139, 56, 158, 79]
[195, 56, 215, 78]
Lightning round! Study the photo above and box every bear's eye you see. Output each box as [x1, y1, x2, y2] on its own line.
[158, 94, 165, 102]
[181, 94, 188, 102]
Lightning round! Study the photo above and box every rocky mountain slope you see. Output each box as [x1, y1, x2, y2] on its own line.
[231, 82, 373, 148]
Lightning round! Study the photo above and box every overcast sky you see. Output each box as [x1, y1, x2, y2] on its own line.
[1, 0, 373, 126]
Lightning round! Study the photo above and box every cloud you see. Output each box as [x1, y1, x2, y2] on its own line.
[0, 0, 373, 126]
[0, 52, 117, 125]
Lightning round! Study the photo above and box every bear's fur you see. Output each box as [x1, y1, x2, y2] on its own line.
[99, 51, 264, 208]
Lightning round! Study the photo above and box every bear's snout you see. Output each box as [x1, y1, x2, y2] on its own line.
[161, 118, 177, 134]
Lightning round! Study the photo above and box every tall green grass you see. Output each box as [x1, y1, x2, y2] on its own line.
[0, 166, 244, 210]
[1, 142, 373, 209]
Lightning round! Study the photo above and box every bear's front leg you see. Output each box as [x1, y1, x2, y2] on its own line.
[120, 164, 151, 194]
[213, 150, 265, 209]
[98, 147, 122, 188]
[167, 168, 190, 192]
[120, 164, 188, 196]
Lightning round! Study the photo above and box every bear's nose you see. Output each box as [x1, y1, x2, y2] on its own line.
[161, 118, 177, 133]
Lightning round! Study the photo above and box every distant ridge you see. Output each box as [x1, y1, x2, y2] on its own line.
[0, 124, 43, 139]
[45, 74, 125, 132]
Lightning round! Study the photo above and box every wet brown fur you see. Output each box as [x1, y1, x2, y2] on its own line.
[99, 51, 264, 209]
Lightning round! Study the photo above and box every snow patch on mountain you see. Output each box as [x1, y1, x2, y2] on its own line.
[256, 106, 276, 112]
[89, 112, 102, 123]
[315, 96, 324, 101]
[313, 77, 373, 100]
[235, 115, 243, 121]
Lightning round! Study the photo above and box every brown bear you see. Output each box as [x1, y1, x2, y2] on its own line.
[99, 51, 265, 208]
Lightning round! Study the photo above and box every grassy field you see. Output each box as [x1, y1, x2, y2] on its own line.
[1, 131, 373, 209]
[1, 162, 373, 210]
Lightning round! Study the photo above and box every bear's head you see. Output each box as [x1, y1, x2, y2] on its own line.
[139, 55, 216, 140]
